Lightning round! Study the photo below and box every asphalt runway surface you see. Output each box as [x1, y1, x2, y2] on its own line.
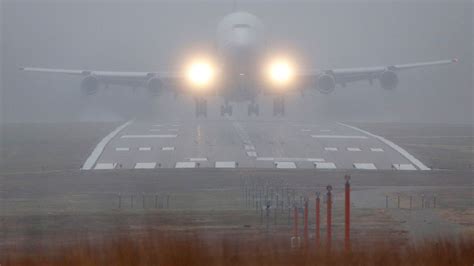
[85, 119, 431, 171]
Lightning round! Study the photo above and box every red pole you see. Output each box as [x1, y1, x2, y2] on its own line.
[315, 192, 320, 249]
[326, 185, 332, 251]
[294, 205, 298, 238]
[304, 198, 309, 246]
[345, 175, 351, 252]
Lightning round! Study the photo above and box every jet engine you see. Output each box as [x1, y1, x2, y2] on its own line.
[147, 77, 163, 96]
[316, 74, 336, 94]
[80, 75, 99, 95]
[379, 70, 398, 90]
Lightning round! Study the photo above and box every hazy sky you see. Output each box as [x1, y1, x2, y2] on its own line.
[1, 0, 472, 123]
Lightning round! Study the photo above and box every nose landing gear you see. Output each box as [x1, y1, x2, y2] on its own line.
[220, 104, 233, 116]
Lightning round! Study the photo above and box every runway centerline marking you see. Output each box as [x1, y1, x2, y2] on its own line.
[162, 147, 175, 151]
[324, 147, 338, 151]
[338, 122, 430, 170]
[347, 147, 362, 152]
[121, 134, 177, 139]
[115, 147, 130, 151]
[311, 135, 368, 139]
[139, 147, 152, 151]
[82, 120, 133, 170]
[370, 148, 384, 152]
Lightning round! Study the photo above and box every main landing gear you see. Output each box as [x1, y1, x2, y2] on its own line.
[220, 103, 233, 116]
[248, 102, 259, 116]
[273, 97, 285, 116]
[195, 97, 207, 117]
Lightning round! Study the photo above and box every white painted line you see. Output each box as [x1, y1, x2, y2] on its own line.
[215, 161, 237, 168]
[82, 120, 133, 170]
[247, 151, 258, 157]
[320, 129, 331, 132]
[175, 162, 197, 168]
[347, 147, 362, 152]
[315, 162, 337, 169]
[256, 157, 274, 161]
[392, 164, 417, 170]
[339, 123, 429, 170]
[162, 146, 175, 151]
[115, 147, 130, 151]
[139, 147, 152, 151]
[152, 125, 163, 127]
[311, 135, 368, 139]
[306, 158, 325, 162]
[275, 162, 297, 169]
[325, 147, 338, 151]
[244, 145, 255, 150]
[149, 129, 161, 132]
[301, 129, 311, 132]
[134, 162, 156, 169]
[121, 134, 177, 139]
[370, 148, 384, 152]
[353, 163, 377, 170]
[94, 163, 117, 170]
[189, 157, 208, 162]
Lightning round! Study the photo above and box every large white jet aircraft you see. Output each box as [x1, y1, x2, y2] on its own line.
[21, 12, 458, 117]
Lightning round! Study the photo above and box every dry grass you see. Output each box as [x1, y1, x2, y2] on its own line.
[3, 229, 473, 266]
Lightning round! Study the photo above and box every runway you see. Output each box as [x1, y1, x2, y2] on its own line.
[83, 119, 430, 170]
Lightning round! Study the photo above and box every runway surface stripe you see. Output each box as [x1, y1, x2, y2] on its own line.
[149, 129, 161, 132]
[162, 147, 175, 151]
[115, 147, 130, 151]
[370, 148, 384, 152]
[392, 164, 417, 170]
[319, 129, 331, 132]
[324, 147, 338, 151]
[347, 147, 362, 152]
[134, 162, 156, 169]
[244, 145, 255, 150]
[311, 135, 369, 139]
[353, 163, 377, 170]
[275, 162, 297, 169]
[121, 134, 177, 139]
[315, 162, 337, 169]
[82, 120, 133, 170]
[94, 163, 117, 170]
[215, 161, 237, 168]
[189, 158, 208, 161]
[247, 151, 258, 157]
[139, 147, 152, 151]
[175, 162, 197, 168]
[339, 122, 430, 170]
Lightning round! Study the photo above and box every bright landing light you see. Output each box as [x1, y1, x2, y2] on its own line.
[268, 59, 295, 86]
[186, 60, 215, 88]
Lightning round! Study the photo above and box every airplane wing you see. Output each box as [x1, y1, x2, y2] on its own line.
[301, 58, 458, 92]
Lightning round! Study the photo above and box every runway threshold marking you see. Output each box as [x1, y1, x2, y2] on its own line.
[338, 122, 430, 171]
[94, 163, 117, 170]
[353, 163, 377, 170]
[139, 147, 152, 151]
[82, 120, 133, 170]
[324, 147, 338, 151]
[134, 162, 156, 169]
[275, 162, 297, 169]
[311, 135, 369, 139]
[215, 161, 237, 168]
[347, 147, 362, 152]
[392, 164, 417, 170]
[121, 134, 177, 139]
[315, 162, 337, 169]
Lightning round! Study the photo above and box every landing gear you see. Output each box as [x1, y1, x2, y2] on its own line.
[248, 102, 259, 116]
[220, 103, 233, 116]
[273, 97, 285, 116]
[195, 97, 207, 117]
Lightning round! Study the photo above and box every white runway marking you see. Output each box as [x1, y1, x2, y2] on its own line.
[162, 147, 175, 151]
[256, 157, 323, 162]
[275, 162, 297, 169]
[149, 129, 161, 132]
[115, 147, 130, 151]
[306, 158, 325, 162]
[353, 163, 377, 170]
[301, 129, 311, 132]
[347, 147, 362, 152]
[324, 147, 338, 151]
[189, 157, 208, 162]
[315, 162, 337, 169]
[339, 122, 430, 170]
[311, 135, 368, 139]
[319, 129, 331, 132]
[152, 125, 163, 127]
[175, 162, 197, 168]
[139, 147, 152, 151]
[244, 144, 255, 150]
[94, 163, 117, 170]
[121, 134, 177, 139]
[215, 161, 237, 168]
[134, 162, 156, 169]
[82, 120, 133, 170]
[370, 148, 384, 152]
[256, 157, 274, 161]
[247, 151, 258, 157]
[392, 164, 417, 170]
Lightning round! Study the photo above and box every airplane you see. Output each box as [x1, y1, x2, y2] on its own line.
[21, 11, 458, 117]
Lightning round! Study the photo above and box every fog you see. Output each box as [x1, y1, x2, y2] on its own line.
[1, 0, 472, 124]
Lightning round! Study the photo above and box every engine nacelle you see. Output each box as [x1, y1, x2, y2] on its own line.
[147, 78, 163, 96]
[379, 70, 398, 90]
[316, 74, 336, 94]
[80, 75, 99, 95]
